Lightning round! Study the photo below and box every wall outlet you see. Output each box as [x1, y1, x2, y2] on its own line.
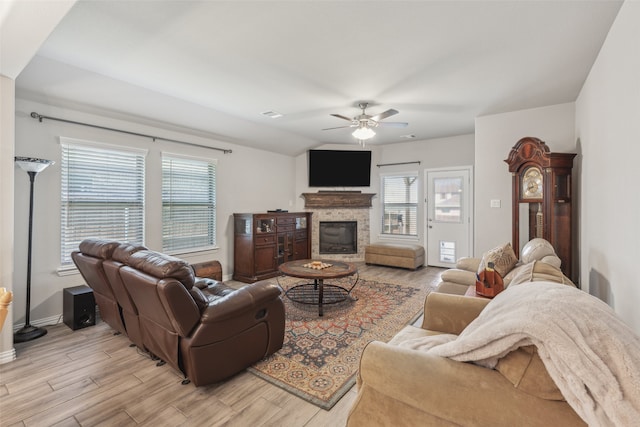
[490, 199, 501, 208]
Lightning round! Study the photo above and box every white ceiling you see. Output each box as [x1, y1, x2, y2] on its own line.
[15, 0, 623, 156]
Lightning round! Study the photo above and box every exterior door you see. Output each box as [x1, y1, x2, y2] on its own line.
[425, 168, 472, 268]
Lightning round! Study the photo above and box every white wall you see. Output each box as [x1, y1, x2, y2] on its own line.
[13, 99, 295, 326]
[0, 76, 16, 363]
[474, 103, 576, 257]
[293, 143, 380, 212]
[15, 106, 473, 326]
[1, 0, 76, 363]
[294, 135, 475, 248]
[373, 135, 475, 245]
[575, 1, 640, 332]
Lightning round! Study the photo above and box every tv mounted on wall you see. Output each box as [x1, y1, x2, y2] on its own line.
[308, 149, 372, 187]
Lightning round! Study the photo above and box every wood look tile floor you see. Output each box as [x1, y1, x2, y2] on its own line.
[0, 263, 443, 427]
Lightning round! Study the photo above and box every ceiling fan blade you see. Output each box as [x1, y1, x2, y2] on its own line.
[330, 114, 354, 122]
[377, 122, 408, 128]
[370, 108, 399, 122]
[322, 125, 354, 131]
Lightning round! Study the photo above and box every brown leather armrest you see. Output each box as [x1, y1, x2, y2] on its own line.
[191, 260, 222, 281]
[200, 281, 282, 323]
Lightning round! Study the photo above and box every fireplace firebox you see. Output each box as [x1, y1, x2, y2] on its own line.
[319, 221, 357, 254]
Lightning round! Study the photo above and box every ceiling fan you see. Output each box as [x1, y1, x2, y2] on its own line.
[322, 102, 408, 145]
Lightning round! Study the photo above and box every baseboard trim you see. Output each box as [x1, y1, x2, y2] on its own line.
[0, 347, 16, 364]
[13, 314, 63, 332]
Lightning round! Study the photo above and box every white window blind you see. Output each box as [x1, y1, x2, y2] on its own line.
[381, 174, 418, 236]
[162, 154, 217, 253]
[60, 140, 146, 265]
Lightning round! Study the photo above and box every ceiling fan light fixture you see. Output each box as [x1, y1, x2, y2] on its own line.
[352, 126, 375, 140]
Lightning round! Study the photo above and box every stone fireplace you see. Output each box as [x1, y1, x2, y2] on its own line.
[302, 192, 376, 262]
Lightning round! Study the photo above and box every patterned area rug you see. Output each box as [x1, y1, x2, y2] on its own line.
[249, 275, 431, 410]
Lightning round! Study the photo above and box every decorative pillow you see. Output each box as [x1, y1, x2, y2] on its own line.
[495, 345, 565, 401]
[477, 242, 518, 278]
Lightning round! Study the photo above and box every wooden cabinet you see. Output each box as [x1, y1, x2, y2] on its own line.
[505, 137, 576, 281]
[233, 212, 312, 283]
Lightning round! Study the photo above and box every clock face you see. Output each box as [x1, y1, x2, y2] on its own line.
[522, 167, 543, 199]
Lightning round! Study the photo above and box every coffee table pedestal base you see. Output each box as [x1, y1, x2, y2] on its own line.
[285, 279, 357, 316]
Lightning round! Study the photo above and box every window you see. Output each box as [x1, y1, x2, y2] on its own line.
[433, 176, 463, 223]
[162, 154, 217, 253]
[381, 174, 418, 236]
[61, 139, 146, 265]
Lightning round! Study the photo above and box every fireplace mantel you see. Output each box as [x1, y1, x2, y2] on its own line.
[301, 191, 376, 208]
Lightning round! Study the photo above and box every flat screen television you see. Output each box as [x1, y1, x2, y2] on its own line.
[308, 149, 372, 187]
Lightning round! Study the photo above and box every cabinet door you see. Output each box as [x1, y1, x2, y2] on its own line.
[255, 244, 277, 275]
[294, 238, 308, 260]
[294, 230, 308, 260]
[277, 231, 295, 265]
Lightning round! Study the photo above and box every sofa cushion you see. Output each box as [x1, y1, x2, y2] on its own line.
[440, 269, 477, 286]
[112, 243, 147, 264]
[188, 286, 209, 312]
[129, 250, 196, 289]
[477, 242, 518, 278]
[509, 260, 575, 287]
[521, 238, 557, 264]
[455, 257, 481, 272]
[388, 325, 446, 346]
[540, 255, 562, 269]
[496, 345, 565, 401]
[78, 238, 119, 260]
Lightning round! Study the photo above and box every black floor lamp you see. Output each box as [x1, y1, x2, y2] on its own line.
[14, 156, 54, 343]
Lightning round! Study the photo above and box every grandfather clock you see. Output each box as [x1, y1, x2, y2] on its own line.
[505, 137, 576, 280]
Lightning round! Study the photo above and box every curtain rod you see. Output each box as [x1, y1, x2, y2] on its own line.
[376, 161, 421, 167]
[30, 112, 233, 154]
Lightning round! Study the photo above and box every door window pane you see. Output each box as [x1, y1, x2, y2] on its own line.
[434, 177, 462, 223]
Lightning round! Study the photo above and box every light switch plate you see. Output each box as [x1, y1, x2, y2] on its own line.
[490, 199, 501, 208]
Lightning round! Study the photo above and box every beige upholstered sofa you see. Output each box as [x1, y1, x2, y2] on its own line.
[347, 292, 585, 426]
[436, 238, 573, 295]
[349, 238, 640, 425]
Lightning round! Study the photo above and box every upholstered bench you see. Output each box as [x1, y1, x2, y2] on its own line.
[365, 242, 425, 270]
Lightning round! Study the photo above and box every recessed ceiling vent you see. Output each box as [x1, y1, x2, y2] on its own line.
[261, 110, 284, 119]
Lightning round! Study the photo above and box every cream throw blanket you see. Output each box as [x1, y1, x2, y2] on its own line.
[400, 282, 640, 426]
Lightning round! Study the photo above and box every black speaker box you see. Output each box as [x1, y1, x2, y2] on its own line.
[63, 285, 96, 330]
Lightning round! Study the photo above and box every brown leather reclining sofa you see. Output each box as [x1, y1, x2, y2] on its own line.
[72, 239, 285, 386]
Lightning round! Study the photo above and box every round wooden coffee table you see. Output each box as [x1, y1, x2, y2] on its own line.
[279, 259, 359, 316]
